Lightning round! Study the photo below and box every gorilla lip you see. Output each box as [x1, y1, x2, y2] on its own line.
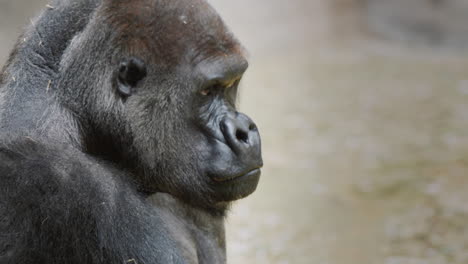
[212, 168, 261, 182]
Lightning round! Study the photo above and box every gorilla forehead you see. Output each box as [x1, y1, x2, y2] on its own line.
[101, 0, 244, 66]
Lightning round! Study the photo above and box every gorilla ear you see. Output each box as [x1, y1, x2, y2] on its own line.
[116, 57, 147, 97]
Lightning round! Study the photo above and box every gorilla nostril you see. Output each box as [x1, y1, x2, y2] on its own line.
[236, 129, 249, 143]
[249, 123, 257, 131]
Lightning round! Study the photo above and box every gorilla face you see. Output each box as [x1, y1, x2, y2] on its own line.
[60, 0, 262, 210]
[123, 54, 263, 207]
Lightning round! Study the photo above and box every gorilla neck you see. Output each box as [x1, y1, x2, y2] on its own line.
[150, 193, 227, 263]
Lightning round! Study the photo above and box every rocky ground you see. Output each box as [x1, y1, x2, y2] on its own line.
[4, 1, 468, 264]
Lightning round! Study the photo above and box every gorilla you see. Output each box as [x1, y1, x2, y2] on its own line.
[0, 0, 262, 263]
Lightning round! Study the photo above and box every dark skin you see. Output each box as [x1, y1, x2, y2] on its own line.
[0, 0, 262, 263]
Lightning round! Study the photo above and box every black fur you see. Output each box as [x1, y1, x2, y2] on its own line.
[0, 0, 262, 263]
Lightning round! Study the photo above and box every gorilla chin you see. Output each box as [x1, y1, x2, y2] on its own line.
[210, 168, 262, 202]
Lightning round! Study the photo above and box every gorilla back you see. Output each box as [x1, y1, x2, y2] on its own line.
[0, 0, 262, 263]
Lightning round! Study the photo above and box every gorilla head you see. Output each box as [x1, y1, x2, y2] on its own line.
[56, 0, 262, 211]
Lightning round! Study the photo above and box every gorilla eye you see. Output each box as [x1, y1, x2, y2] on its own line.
[200, 88, 212, 96]
[199, 84, 222, 97]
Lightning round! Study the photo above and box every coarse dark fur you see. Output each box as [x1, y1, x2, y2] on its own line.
[0, 0, 262, 263]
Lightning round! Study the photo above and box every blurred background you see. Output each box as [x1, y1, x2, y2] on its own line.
[3, 0, 468, 263]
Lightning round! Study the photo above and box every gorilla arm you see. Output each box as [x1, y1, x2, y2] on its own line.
[0, 0, 100, 144]
[0, 140, 188, 264]
[2, 0, 100, 75]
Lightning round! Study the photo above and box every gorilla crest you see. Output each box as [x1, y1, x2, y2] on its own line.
[0, 0, 262, 263]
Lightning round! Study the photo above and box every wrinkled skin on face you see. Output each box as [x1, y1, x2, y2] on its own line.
[57, 0, 262, 211]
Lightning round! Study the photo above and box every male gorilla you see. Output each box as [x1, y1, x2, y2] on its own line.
[0, 0, 262, 263]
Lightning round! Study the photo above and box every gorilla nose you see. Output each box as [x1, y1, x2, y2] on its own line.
[220, 113, 262, 161]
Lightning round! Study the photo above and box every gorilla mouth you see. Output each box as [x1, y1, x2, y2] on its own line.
[212, 168, 262, 183]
